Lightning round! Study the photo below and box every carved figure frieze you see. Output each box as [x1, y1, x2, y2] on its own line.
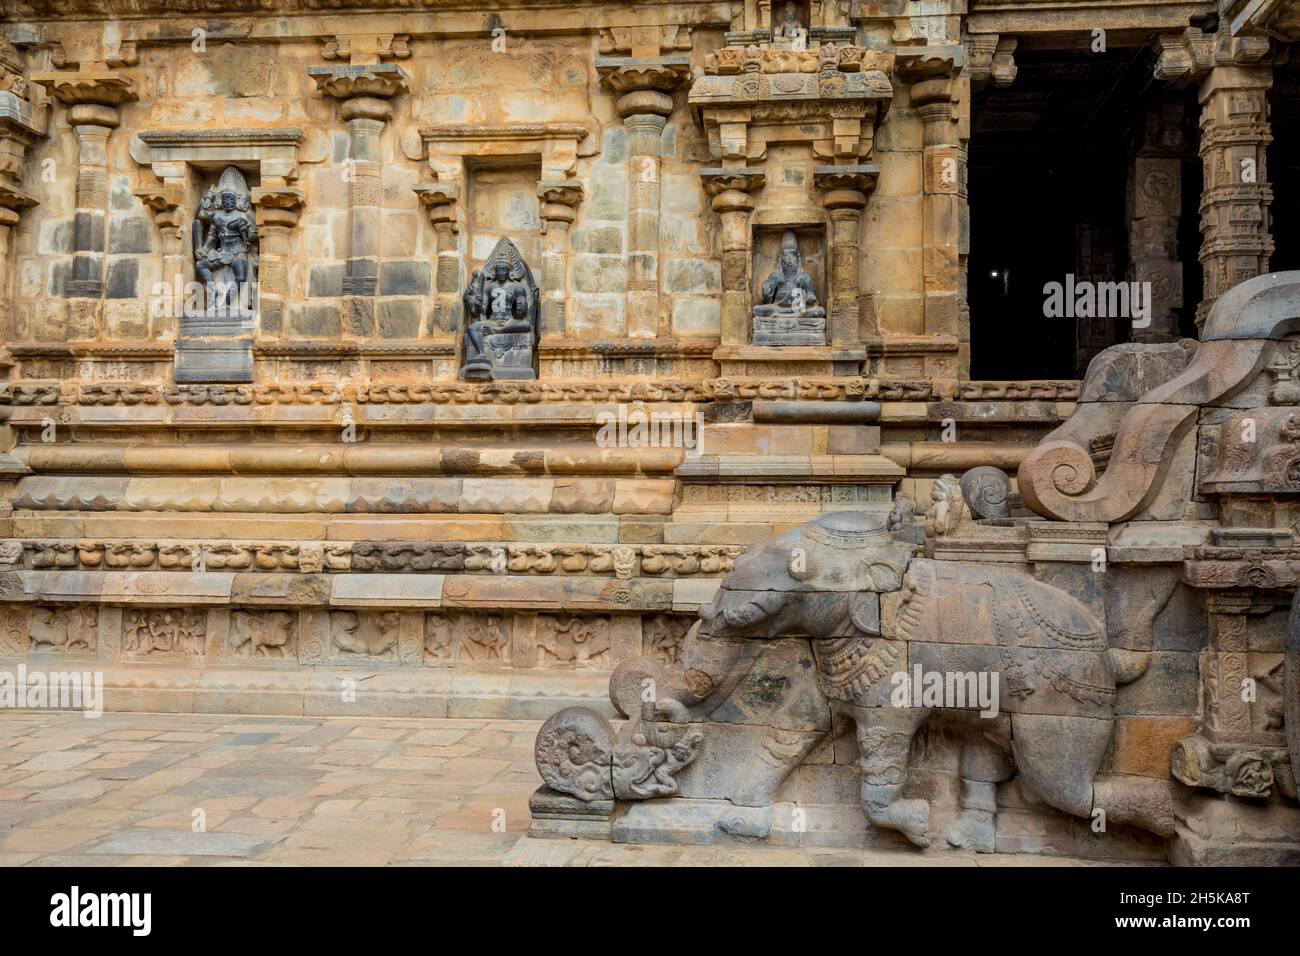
[230, 609, 295, 660]
[124, 608, 206, 657]
[536, 614, 611, 668]
[2, 378, 1094, 409]
[30, 606, 99, 654]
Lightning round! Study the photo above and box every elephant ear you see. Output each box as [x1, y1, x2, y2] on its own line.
[848, 593, 881, 636]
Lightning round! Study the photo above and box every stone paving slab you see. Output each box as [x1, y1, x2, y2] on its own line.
[0, 711, 1133, 867]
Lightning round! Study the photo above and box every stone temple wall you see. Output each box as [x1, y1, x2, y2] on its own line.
[0, 0, 1296, 861]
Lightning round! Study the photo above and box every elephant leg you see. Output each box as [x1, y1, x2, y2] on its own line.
[1010, 713, 1111, 818]
[946, 735, 1013, 853]
[718, 726, 825, 839]
[1092, 776, 1176, 837]
[849, 706, 931, 848]
[1012, 715, 1176, 837]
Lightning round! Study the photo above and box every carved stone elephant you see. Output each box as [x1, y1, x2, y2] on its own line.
[613, 511, 1176, 851]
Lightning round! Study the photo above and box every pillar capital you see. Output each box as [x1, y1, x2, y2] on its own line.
[252, 185, 307, 230]
[309, 64, 409, 102]
[597, 56, 692, 100]
[701, 166, 765, 199]
[412, 181, 458, 229]
[32, 70, 138, 111]
[538, 180, 584, 225]
[814, 164, 878, 202]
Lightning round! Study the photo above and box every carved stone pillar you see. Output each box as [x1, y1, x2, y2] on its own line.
[413, 182, 459, 337]
[310, 64, 409, 337]
[597, 57, 690, 337]
[537, 181, 584, 338]
[1196, 65, 1273, 330]
[701, 168, 765, 346]
[899, 55, 963, 379]
[0, 53, 45, 342]
[815, 165, 877, 347]
[1128, 100, 1186, 343]
[31, 70, 137, 339]
[250, 186, 306, 339]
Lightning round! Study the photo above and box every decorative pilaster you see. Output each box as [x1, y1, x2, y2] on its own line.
[31, 70, 137, 339]
[0, 40, 45, 343]
[814, 165, 878, 347]
[131, 180, 184, 337]
[1128, 100, 1186, 343]
[250, 186, 306, 338]
[701, 168, 765, 346]
[310, 64, 409, 337]
[597, 57, 691, 337]
[537, 181, 584, 338]
[898, 52, 964, 379]
[413, 181, 459, 336]
[1171, 592, 1291, 800]
[1196, 65, 1273, 330]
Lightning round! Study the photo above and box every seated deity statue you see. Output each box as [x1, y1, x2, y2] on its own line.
[459, 236, 539, 381]
[752, 231, 827, 346]
[772, 1, 808, 50]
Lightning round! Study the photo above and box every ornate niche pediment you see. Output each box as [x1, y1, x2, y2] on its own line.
[690, 43, 894, 163]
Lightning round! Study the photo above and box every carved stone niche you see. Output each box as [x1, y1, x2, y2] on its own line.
[407, 123, 595, 368]
[751, 224, 826, 346]
[130, 129, 307, 383]
[691, 38, 890, 375]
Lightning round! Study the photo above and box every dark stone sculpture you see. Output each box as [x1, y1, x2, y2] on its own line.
[753, 230, 826, 346]
[460, 236, 538, 381]
[192, 166, 258, 315]
[176, 166, 258, 383]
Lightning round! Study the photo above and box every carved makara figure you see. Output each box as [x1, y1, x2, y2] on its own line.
[192, 166, 258, 314]
[460, 237, 539, 381]
[753, 231, 826, 346]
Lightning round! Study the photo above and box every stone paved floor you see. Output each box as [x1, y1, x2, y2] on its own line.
[0, 711, 1120, 866]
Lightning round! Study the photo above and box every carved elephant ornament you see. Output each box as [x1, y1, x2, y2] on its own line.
[540, 511, 1178, 852]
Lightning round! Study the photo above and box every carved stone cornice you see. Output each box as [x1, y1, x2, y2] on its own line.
[31, 70, 138, 108]
[1154, 25, 1271, 81]
[138, 129, 304, 147]
[966, 35, 1017, 90]
[597, 25, 694, 56]
[320, 34, 410, 62]
[309, 64, 409, 100]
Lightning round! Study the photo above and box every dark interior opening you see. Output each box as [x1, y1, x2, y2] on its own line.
[1270, 65, 1300, 274]
[968, 46, 1200, 379]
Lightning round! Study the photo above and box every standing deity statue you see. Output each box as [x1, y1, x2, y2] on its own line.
[753, 230, 826, 345]
[192, 166, 258, 314]
[459, 236, 539, 380]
